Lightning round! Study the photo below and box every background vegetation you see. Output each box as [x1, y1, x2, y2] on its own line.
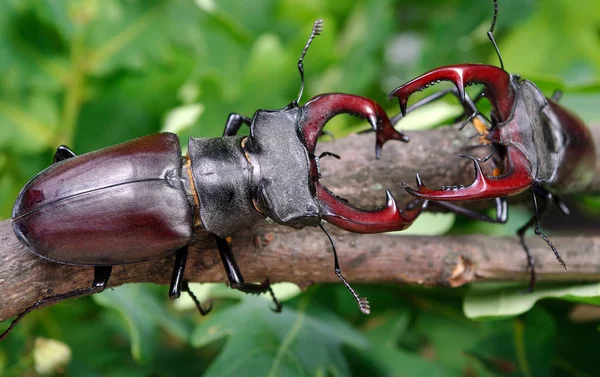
[1, 0, 599, 376]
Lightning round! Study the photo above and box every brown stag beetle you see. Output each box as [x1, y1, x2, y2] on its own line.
[1, 20, 424, 340]
[388, 0, 597, 290]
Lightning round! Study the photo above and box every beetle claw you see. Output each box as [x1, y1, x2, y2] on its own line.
[403, 149, 535, 201]
[300, 93, 408, 160]
[388, 64, 515, 121]
[316, 184, 424, 233]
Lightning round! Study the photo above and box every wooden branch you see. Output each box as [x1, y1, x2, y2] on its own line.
[1, 126, 599, 321]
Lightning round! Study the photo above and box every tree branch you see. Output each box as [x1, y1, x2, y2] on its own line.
[1, 126, 599, 321]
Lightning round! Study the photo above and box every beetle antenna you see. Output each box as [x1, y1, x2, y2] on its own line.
[488, 0, 504, 70]
[319, 223, 370, 315]
[296, 19, 323, 104]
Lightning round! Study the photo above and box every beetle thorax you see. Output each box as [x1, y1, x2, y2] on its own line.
[187, 106, 321, 238]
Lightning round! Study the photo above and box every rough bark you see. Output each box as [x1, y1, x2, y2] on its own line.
[1, 126, 599, 321]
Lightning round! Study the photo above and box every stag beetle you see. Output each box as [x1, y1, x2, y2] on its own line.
[388, 0, 597, 289]
[1, 20, 424, 340]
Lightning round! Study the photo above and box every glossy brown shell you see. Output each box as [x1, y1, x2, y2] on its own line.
[12, 133, 195, 266]
[547, 101, 597, 193]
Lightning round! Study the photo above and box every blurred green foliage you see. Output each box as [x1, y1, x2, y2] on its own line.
[1, 0, 600, 376]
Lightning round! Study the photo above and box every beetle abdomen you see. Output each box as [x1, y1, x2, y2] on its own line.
[12, 133, 195, 265]
[545, 101, 597, 193]
[188, 136, 265, 237]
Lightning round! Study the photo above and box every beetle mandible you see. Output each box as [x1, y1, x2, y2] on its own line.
[388, 0, 597, 289]
[1, 20, 425, 340]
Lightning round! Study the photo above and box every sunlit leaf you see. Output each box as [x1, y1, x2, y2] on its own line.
[464, 282, 600, 319]
[500, 0, 600, 84]
[390, 212, 456, 236]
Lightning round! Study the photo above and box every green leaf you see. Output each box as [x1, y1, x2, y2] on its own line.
[465, 308, 556, 377]
[83, 0, 203, 76]
[364, 312, 456, 377]
[500, 0, 600, 85]
[161, 103, 204, 136]
[560, 93, 600, 124]
[413, 301, 502, 377]
[93, 284, 190, 363]
[190, 295, 367, 377]
[580, 195, 600, 214]
[239, 33, 296, 110]
[0, 98, 57, 152]
[464, 282, 600, 319]
[319, 0, 395, 96]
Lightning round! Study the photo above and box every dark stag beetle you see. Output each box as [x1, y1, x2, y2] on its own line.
[1, 20, 423, 340]
[388, 0, 597, 290]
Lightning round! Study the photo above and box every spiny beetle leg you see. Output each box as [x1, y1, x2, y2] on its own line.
[316, 182, 425, 233]
[169, 247, 188, 300]
[387, 64, 515, 122]
[402, 148, 534, 201]
[390, 86, 485, 127]
[169, 245, 212, 318]
[213, 235, 282, 312]
[300, 93, 408, 159]
[223, 113, 252, 137]
[0, 266, 112, 341]
[433, 197, 508, 223]
[517, 187, 567, 291]
[182, 281, 212, 316]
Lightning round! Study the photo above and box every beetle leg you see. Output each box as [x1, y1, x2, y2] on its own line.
[316, 183, 425, 233]
[390, 87, 487, 128]
[402, 148, 534, 201]
[301, 93, 409, 159]
[314, 152, 340, 179]
[169, 246, 211, 315]
[0, 266, 112, 341]
[181, 282, 211, 315]
[517, 202, 542, 292]
[53, 145, 76, 163]
[518, 187, 567, 291]
[319, 129, 335, 140]
[551, 195, 570, 216]
[169, 247, 188, 299]
[213, 235, 282, 312]
[388, 64, 515, 121]
[223, 113, 252, 136]
[551, 89, 563, 102]
[433, 197, 508, 223]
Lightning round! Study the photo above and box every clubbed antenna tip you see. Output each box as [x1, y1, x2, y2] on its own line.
[296, 19, 324, 104]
